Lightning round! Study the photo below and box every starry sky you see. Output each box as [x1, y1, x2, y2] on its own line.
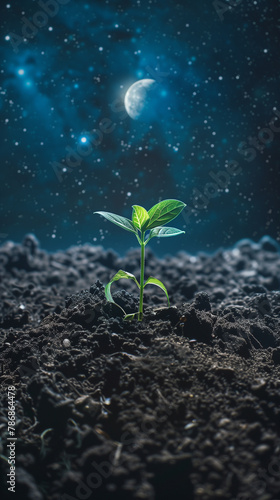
[1, 0, 280, 255]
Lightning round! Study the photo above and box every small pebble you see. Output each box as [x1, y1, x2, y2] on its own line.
[255, 444, 270, 456]
[218, 418, 231, 427]
[205, 456, 224, 472]
[63, 339, 71, 348]
[177, 437, 193, 451]
[184, 421, 197, 430]
[75, 395, 90, 407]
[251, 378, 266, 392]
[213, 365, 235, 378]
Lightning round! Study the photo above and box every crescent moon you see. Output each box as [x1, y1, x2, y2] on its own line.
[124, 79, 157, 120]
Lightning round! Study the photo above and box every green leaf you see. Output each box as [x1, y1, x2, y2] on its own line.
[124, 312, 138, 321]
[94, 211, 137, 234]
[144, 276, 170, 307]
[132, 205, 150, 231]
[147, 226, 185, 242]
[145, 199, 186, 230]
[105, 269, 140, 303]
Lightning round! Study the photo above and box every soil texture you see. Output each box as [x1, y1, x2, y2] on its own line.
[0, 234, 280, 500]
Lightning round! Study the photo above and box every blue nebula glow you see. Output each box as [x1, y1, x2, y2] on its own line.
[1, 0, 279, 255]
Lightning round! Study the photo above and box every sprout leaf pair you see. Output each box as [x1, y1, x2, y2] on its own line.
[94, 199, 186, 321]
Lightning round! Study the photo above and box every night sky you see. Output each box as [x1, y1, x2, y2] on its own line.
[1, 0, 280, 255]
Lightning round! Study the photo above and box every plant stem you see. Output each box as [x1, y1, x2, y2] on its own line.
[138, 232, 145, 321]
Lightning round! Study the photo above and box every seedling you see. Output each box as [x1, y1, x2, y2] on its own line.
[94, 199, 186, 321]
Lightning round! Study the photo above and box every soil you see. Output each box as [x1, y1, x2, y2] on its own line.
[0, 234, 280, 500]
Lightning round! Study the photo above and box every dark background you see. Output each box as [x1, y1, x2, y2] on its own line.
[1, 0, 280, 256]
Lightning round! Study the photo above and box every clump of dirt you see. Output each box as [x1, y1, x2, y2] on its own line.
[0, 234, 280, 500]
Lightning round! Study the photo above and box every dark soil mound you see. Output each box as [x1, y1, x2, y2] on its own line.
[0, 235, 280, 500]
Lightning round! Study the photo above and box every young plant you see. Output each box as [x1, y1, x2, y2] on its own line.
[94, 199, 186, 321]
